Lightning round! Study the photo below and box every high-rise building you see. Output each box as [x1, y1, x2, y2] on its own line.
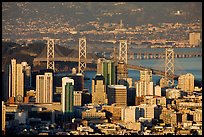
[189, 32, 201, 46]
[135, 81, 153, 97]
[21, 62, 31, 95]
[97, 58, 115, 85]
[16, 64, 24, 98]
[61, 77, 74, 114]
[107, 85, 127, 106]
[36, 72, 53, 103]
[135, 70, 153, 97]
[117, 61, 128, 81]
[2, 101, 6, 135]
[11, 59, 17, 97]
[178, 73, 194, 92]
[9, 59, 24, 102]
[92, 74, 107, 105]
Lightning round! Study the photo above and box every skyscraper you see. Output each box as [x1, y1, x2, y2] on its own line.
[97, 58, 116, 85]
[16, 64, 24, 98]
[61, 77, 74, 113]
[117, 61, 128, 81]
[178, 73, 194, 92]
[21, 62, 31, 95]
[92, 74, 107, 105]
[135, 69, 153, 97]
[10, 59, 24, 102]
[107, 85, 127, 106]
[11, 59, 17, 97]
[36, 72, 53, 103]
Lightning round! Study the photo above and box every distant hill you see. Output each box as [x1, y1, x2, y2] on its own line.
[3, 2, 201, 26]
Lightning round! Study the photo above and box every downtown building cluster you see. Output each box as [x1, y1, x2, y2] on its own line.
[2, 56, 202, 135]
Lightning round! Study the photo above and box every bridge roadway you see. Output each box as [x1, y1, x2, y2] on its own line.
[127, 64, 179, 80]
[33, 57, 94, 63]
[33, 57, 178, 79]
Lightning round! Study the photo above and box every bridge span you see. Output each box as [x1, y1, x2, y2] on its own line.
[33, 57, 94, 63]
[126, 64, 179, 80]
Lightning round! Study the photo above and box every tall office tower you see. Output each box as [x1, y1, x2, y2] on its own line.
[178, 73, 194, 92]
[107, 85, 127, 107]
[61, 77, 74, 121]
[117, 61, 128, 81]
[2, 101, 6, 135]
[36, 72, 53, 103]
[21, 62, 31, 95]
[9, 59, 24, 102]
[16, 64, 24, 98]
[189, 32, 201, 46]
[92, 74, 107, 105]
[97, 58, 116, 85]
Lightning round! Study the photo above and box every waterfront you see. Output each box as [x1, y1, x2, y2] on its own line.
[82, 57, 202, 92]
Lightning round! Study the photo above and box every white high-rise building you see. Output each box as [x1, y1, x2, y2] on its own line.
[16, 64, 24, 97]
[11, 59, 17, 97]
[10, 59, 24, 101]
[135, 70, 153, 97]
[36, 72, 53, 103]
[135, 81, 153, 97]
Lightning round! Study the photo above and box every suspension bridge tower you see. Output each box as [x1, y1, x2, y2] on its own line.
[78, 37, 87, 74]
[117, 40, 128, 80]
[119, 40, 128, 64]
[46, 38, 55, 71]
[165, 48, 174, 86]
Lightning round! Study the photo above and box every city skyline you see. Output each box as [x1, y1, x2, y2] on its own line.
[2, 2, 202, 135]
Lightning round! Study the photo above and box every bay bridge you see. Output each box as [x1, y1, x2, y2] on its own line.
[33, 38, 201, 84]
